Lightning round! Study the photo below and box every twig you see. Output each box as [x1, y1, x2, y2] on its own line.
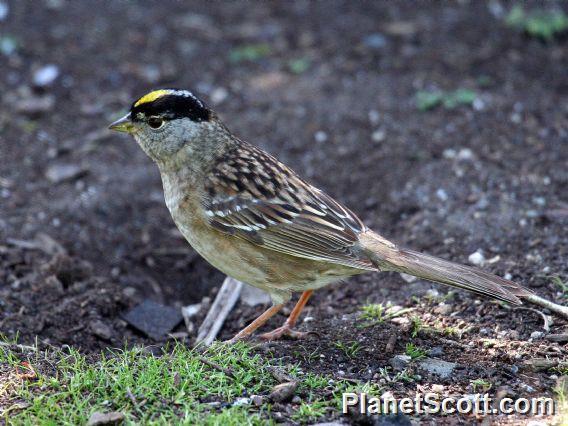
[196, 276, 243, 345]
[385, 333, 398, 354]
[6, 233, 66, 256]
[0, 341, 37, 352]
[523, 358, 568, 372]
[418, 328, 471, 349]
[545, 334, 568, 343]
[126, 387, 137, 405]
[196, 356, 235, 379]
[513, 307, 551, 332]
[524, 293, 568, 320]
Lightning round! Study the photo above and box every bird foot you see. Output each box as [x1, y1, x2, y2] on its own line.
[259, 325, 309, 341]
[223, 334, 250, 345]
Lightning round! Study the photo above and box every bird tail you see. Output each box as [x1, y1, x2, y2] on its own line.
[359, 232, 533, 305]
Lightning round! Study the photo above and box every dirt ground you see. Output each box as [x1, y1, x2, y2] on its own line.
[1, 0, 567, 424]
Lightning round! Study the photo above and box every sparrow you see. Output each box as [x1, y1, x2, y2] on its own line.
[109, 88, 532, 342]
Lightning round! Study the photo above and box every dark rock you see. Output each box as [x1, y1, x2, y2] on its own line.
[418, 358, 456, 379]
[389, 354, 411, 371]
[428, 346, 444, 357]
[373, 414, 412, 426]
[121, 299, 182, 340]
[250, 395, 263, 406]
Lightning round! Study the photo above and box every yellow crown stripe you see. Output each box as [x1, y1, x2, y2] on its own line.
[134, 90, 172, 107]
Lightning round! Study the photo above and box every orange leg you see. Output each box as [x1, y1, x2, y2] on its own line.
[259, 290, 313, 341]
[226, 304, 284, 343]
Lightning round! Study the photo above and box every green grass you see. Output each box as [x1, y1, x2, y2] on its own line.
[358, 303, 414, 328]
[291, 400, 329, 422]
[0, 35, 18, 56]
[416, 89, 477, 111]
[2, 338, 385, 425]
[1, 341, 275, 425]
[555, 377, 568, 424]
[287, 58, 311, 74]
[299, 372, 331, 395]
[551, 275, 568, 299]
[410, 316, 423, 338]
[404, 343, 427, 360]
[470, 378, 492, 393]
[333, 341, 362, 359]
[229, 44, 271, 63]
[506, 5, 568, 40]
[377, 367, 417, 384]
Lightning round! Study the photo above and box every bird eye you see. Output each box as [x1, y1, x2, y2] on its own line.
[148, 116, 164, 129]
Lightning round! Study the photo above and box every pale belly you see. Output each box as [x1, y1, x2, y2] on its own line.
[174, 218, 268, 287]
[162, 174, 366, 304]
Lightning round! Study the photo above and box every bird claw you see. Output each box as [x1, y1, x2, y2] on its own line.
[259, 325, 310, 341]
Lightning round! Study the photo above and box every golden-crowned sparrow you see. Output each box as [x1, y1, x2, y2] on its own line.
[109, 89, 532, 342]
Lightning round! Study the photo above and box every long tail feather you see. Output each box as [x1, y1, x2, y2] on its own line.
[360, 233, 533, 305]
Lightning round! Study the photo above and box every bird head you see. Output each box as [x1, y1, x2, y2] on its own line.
[109, 88, 217, 163]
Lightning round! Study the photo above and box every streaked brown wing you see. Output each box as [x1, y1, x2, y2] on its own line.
[203, 142, 376, 271]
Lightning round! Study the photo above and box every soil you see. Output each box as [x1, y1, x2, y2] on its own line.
[1, 0, 567, 424]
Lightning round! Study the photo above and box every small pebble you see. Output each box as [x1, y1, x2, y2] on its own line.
[368, 110, 380, 124]
[86, 411, 124, 426]
[472, 98, 485, 111]
[428, 346, 444, 357]
[232, 397, 250, 407]
[0, 36, 16, 56]
[434, 304, 452, 315]
[269, 381, 298, 403]
[210, 87, 228, 104]
[314, 131, 328, 143]
[33, 64, 60, 87]
[16, 94, 55, 115]
[371, 129, 385, 142]
[390, 354, 411, 371]
[468, 250, 485, 266]
[46, 164, 87, 184]
[519, 382, 536, 393]
[431, 384, 444, 393]
[90, 320, 113, 341]
[436, 188, 448, 202]
[457, 148, 475, 160]
[250, 395, 263, 406]
[362, 33, 387, 49]
[399, 273, 417, 283]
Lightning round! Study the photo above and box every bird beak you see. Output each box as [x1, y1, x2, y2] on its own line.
[108, 113, 134, 133]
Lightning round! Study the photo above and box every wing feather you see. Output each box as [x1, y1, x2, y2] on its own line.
[204, 142, 375, 271]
